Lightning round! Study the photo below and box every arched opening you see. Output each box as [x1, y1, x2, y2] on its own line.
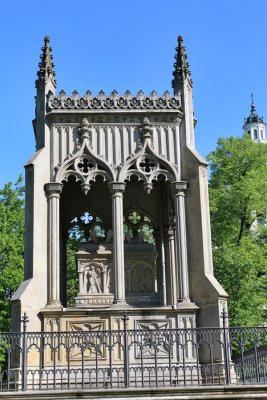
[66, 210, 108, 306]
[60, 176, 112, 307]
[57, 160, 176, 309]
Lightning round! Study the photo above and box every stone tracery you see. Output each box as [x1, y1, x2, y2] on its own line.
[54, 117, 115, 194]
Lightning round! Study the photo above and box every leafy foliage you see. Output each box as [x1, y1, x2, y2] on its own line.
[207, 135, 267, 326]
[66, 237, 79, 306]
[0, 178, 24, 332]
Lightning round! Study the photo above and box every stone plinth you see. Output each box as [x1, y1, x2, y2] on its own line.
[75, 244, 114, 307]
[124, 243, 159, 306]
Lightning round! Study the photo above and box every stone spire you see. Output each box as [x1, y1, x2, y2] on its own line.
[35, 36, 56, 89]
[34, 36, 57, 150]
[172, 35, 191, 90]
[171, 35, 195, 148]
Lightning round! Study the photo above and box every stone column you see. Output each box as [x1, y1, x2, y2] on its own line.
[154, 230, 166, 306]
[109, 182, 126, 304]
[44, 182, 63, 308]
[171, 182, 190, 302]
[167, 226, 178, 304]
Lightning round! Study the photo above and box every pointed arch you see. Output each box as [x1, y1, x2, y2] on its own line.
[118, 123, 179, 193]
[54, 120, 115, 194]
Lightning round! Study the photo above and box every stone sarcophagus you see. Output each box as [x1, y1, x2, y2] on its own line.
[75, 244, 114, 307]
[75, 242, 159, 307]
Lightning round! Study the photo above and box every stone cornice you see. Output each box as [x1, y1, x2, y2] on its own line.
[47, 90, 182, 112]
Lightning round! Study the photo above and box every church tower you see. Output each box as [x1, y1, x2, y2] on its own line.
[243, 95, 267, 143]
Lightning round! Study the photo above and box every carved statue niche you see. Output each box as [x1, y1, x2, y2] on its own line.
[75, 243, 114, 307]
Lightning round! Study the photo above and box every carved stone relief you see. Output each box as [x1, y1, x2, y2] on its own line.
[68, 320, 106, 360]
[125, 245, 159, 305]
[75, 245, 114, 307]
[134, 320, 172, 358]
[131, 263, 154, 293]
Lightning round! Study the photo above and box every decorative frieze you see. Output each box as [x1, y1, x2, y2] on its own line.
[49, 114, 182, 124]
[47, 90, 182, 112]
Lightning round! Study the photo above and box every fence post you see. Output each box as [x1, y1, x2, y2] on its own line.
[221, 306, 231, 385]
[123, 311, 129, 388]
[21, 312, 29, 391]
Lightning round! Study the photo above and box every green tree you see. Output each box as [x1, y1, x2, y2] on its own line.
[0, 178, 24, 332]
[207, 135, 267, 326]
[66, 237, 79, 306]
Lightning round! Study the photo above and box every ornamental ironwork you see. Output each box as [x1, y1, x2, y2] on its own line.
[2, 315, 267, 391]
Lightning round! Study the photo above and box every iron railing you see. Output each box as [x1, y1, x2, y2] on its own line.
[1, 313, 267, 392]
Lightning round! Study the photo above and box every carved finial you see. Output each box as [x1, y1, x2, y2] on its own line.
[78, 117, 91, 140]
[36, 36, 57, 89]
[172, 35, 192, 88]
[140, 117, 153, 140]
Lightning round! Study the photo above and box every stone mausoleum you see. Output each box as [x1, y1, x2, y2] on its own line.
[12, 36, 227, 341]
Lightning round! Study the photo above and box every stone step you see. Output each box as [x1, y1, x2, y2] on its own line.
[1, 385, 267, 400]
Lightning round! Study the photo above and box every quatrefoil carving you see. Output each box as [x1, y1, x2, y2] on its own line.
[74, 156, 96, 176]
[137, 155, 158, 175]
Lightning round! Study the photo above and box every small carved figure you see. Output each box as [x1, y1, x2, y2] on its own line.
[85, 266, 102, 293]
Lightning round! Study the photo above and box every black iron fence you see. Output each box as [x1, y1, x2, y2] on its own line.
[1, 313, 267, 392]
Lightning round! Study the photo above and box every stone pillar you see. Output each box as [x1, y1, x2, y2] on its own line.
[154, 230, 166, 306]
[171, 182, 190, 303]
[44, 183, 63, 308]
[109, 182, 126, 304]
[167, 226, 178, 304]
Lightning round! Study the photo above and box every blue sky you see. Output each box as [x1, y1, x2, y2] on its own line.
[0, 0, 267, 187]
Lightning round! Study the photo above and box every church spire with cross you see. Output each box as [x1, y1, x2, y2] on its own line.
[243, 94, 266, 143]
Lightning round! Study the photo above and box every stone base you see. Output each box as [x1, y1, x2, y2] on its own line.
[41, 304, 198, 332]
[126, 292, 160, 306]
[2, 385, 267, 399]
[75, 293, 114, 307]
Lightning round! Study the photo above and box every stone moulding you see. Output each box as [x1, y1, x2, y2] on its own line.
[47, 90, 182, 111]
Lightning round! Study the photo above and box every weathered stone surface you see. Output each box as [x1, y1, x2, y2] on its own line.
[11, 36, 227, 374]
